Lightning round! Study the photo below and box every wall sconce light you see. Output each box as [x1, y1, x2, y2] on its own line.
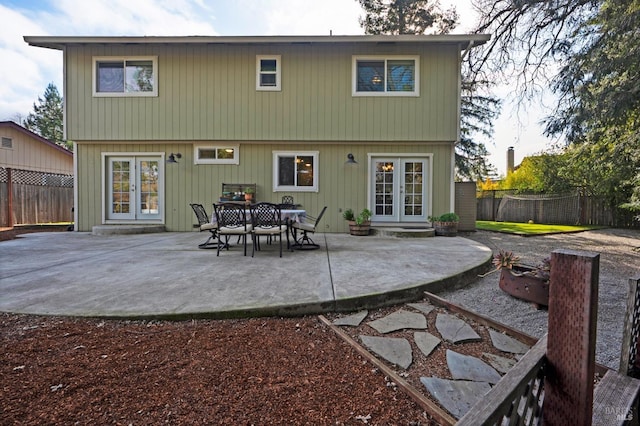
[345, 153, 357, 164]
[167, 153, 182, 164]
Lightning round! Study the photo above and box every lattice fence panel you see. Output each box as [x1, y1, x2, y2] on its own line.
[1, 168, 74, 226]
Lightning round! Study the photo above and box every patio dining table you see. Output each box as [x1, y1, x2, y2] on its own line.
[209, 208, 306, 226]
[211, 207, 306, 251]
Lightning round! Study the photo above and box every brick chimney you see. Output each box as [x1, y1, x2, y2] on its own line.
[507, 146, 515, 173]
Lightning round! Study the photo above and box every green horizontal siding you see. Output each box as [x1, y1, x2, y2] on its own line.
[65, 43, 460, 143]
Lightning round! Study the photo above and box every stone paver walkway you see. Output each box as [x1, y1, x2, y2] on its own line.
[332, 301, 532, 420]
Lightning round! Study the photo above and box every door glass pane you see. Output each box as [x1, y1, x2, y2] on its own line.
[139, 160, 159, 215]
[375, 161, 394, 216]
[111, 160, 130, 213]
[403, 161, 423, 216]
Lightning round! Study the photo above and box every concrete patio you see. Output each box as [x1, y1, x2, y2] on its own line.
[0, 231, 492, 319]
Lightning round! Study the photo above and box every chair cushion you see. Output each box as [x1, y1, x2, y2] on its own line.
[200, 223, 217, 231]
[219, 224, 252, 233]
[253, 225, 287, 235]
[292, 222, 315, 232]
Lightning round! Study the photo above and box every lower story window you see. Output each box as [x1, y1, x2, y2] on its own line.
[273, 151, 318, 192]
[194, 145, 239, 164]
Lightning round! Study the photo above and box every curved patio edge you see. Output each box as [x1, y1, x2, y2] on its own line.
[0, 232, 493, 320]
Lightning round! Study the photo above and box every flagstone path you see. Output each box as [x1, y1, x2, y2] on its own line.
[332, 302, 533, 420]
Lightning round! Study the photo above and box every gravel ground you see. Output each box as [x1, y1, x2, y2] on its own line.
[439, 228, 640, 369]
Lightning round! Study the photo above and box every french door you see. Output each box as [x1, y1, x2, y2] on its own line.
[106, 156, 163, 221]
[371, 157, 429, 223]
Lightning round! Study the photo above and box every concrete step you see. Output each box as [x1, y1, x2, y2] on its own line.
[371, 226, 435, 238]
[92, 225, 166, 235]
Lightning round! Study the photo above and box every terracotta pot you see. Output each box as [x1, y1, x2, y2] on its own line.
[499, 265, 549, 307]
[244, 193, 253, 201]
[348, 220, 370, 236]
[433, 221, 458, 237]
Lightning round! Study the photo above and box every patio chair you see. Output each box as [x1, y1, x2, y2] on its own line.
[250, 202, 289, 257]
[213, 203, 253, 256]
[280, 195, 296, 209]
[290, 206, 327, 250]
[189, 203, 219, 249]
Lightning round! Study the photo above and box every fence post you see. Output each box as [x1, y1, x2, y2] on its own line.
[544, 249, 599, 425]
[620, 275, 640, 378]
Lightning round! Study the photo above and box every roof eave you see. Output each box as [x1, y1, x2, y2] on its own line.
[24, 34, 490, 51]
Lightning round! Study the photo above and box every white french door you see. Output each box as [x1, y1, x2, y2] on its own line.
[371, 157, 429, 223]
[106, 156, 163, 221]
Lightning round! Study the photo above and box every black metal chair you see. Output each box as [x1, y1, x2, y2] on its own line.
[189, 203, 219, 249]
[213, 203, 253, 256]
[281, 195, 295, 209]
[250, 202, 289, 257]
[290, 206, 327, 250]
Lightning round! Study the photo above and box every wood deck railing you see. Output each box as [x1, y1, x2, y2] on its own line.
[457, 335, 547, 425]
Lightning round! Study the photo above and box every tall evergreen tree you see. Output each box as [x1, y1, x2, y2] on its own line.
[357, 0, 500, 181]
[472, 0, 639, 214]
[24, 83, 69, 150]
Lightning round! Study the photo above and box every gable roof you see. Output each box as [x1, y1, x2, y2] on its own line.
[24, 34, 490, 51]
[0, 121, 72, 157]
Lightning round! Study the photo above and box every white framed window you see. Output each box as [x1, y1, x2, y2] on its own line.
[273, 151, 318, 192]
[352, 55, 419, 96]
[256, 55, 281, 91]
[93, 56, 158, 97]
[193, 145, 239, 165]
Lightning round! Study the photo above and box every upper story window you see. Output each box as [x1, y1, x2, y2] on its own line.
[93, 56, 158, 97]
[1, 137, 12, 149]
[352, 55, 419, 96]
[256, 55, 281, 91]
[273, 151, 318, 192]
[193, 144, 239, 165]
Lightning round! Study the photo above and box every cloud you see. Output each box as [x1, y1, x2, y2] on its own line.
[1, 0, 221, 121]
[263, 0, 363, 36]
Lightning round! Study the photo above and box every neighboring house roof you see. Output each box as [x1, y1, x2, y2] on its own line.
[24, 34, 490, 51]
[0, 121, 71, 157]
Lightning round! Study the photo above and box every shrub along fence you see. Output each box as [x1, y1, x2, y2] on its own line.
[0, 167, 74, 227]
[477, 189, 639, 228]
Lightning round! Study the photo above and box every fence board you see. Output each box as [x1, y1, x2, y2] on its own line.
[0, 168, 74, 227]
[476, 189, 639, 228]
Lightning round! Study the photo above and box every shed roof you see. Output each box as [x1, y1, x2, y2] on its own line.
[0, 121, 72, 157]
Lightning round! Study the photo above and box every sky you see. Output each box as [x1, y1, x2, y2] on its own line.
[0, 0, 552, 175]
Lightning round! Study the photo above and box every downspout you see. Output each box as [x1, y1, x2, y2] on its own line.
[452, 40, 475, 213]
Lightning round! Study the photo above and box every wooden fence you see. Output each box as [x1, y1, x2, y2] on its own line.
[0, 167, 74, 227]
[477, 189, 640, 228]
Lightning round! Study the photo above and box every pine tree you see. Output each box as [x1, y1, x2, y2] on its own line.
[357, 0, 500, 181]
[24, 83, 69, 150]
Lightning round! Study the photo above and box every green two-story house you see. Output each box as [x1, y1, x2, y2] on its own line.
[25, 34, 488, 233]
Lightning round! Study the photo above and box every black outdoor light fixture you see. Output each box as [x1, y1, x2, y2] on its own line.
[167, 153, 182, 164]
[345, 153, 357, 164]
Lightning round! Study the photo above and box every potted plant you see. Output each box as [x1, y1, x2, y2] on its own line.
[493, 250, 550, 308]
[429, 212, 459, 236]
[343, 208, 372, 236]
[244, 187, 255, 202]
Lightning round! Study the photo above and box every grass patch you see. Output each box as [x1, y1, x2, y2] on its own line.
[476, 221, 604, 235]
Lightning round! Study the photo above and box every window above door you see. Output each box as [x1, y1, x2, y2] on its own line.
[352, 55, 419, 97]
